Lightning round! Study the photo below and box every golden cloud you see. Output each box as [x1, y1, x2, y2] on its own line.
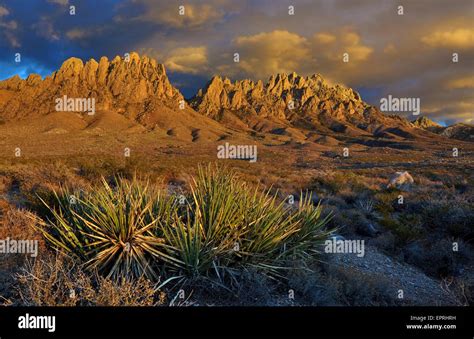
[231, 30, 310, 78]
[422, 28, 474, 49]
[47, 0, 69, 5]
[314, 33, 336, 44]
[213, 29, 373, 81]
[447, 76, 474, 89]
[66, 29, 87, 40]
[163, 46, 209, 74]
[311, 30, 373, 63]
[346, 44, 373, 62]
[341, 32, 373, 61]
[131, 2, 224, 29]
[342, 32, 361, 45]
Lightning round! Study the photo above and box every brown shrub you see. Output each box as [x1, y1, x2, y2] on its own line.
[287, 263, 401, 306]
[15, 253, 165, 306]
[0, 208, 46, 303]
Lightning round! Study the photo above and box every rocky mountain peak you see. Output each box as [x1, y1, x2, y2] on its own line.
[412, 116, 442, 129]
[190, 71, 370, 125]
[0, 52, 183, 123]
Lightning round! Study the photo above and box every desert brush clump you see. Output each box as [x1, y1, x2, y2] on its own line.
[16, 253, 165, 306]
[36, 165, 332, 285]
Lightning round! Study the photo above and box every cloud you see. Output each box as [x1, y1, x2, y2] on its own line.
[162, 46, 209, 74]
[346, 44, 373, 62]
[425, 101, 474, 125]
[221, 30, 310, 79]
[0, 19, 17, 29]
[0, 6, 9, 16]
[422, 28, 474, 49]
[310, 30, 374, 65]
[314, 33, 336, 44]
[66, 27, 105, 40]
[121, 1, 225, 30]
[32, 17, 60, 41]
[0, 5, 19, 47]
[447, 76, 474, 89]
[4, 31, 20, 48]
[206, 28, 374, 84]
[341, 32, 373, 61]
[66, 28, 88, 40]
[47, 0, 69, 5]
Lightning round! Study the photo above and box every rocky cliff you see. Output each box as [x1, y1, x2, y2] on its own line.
[411, 116, 442, 130]
[0, 52, 183, 127]
[189, 72, 406, 134]
[411, 117, 473, 141]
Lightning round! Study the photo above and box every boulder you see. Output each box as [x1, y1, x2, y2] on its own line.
[387, 171, 414, 189]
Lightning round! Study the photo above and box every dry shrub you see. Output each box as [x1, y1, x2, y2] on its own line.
[440, 276, 473, 306]
[323, 266, 399, 306]
[16, 253, 165, 306]
[287, 263, 400, 306]
[95, 276, 165, 306]
[0, 175, 12, 194]
[311, 171, 368, 195]
[0, 208, 46, 279]
[0, 208, 43, 303]
[404, 238, 472, 278]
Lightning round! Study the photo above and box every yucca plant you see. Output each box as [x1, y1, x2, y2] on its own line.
[158, 166, 246, 277]
[37, 176, 177, 279]
[284, 192, 333, 259]
[157, 165, 333, 280]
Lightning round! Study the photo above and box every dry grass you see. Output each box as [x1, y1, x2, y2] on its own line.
[16, 253, 165, 306]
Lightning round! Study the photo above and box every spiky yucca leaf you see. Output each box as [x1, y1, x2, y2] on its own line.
[158, 165, 333, 279]
[38, 176, 174, 279]
[283, 192, 333, 259]
[159, 165, 245, 276]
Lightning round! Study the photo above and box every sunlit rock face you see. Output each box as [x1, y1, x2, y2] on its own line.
[0, 52, 183, 126]
[189, 72, 406, 134]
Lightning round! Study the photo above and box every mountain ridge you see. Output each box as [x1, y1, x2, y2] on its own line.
[0, 52, 471, 142]
[0, 52, 183, 125]
[411, 116, 474, 142]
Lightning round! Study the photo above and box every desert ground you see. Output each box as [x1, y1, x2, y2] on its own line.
[0, 119, 472, 306]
